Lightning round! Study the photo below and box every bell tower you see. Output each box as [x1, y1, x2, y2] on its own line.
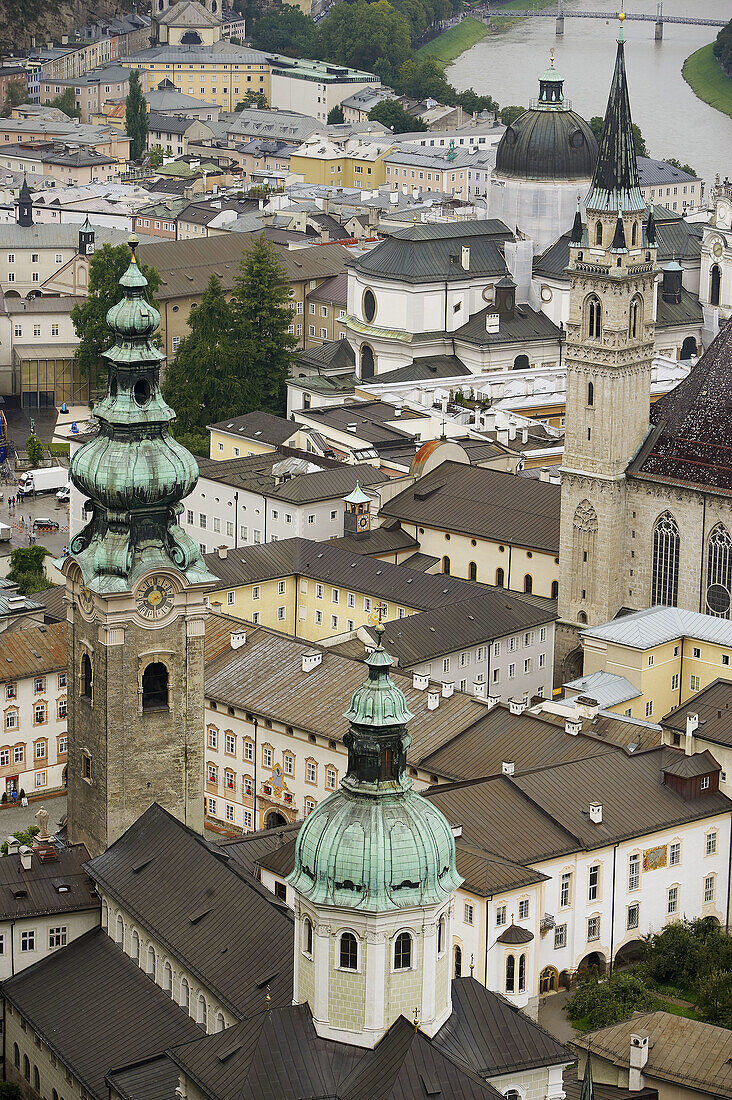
[558, 15, 657, 629]
[343, 482, 372, 539]
[61, 236, 216, 857]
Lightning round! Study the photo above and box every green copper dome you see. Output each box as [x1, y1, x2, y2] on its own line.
[64, 239, 215, 593]
[288, 637, 462, 912]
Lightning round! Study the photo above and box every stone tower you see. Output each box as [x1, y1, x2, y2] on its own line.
[287, 629, 462, 1048]
[61, 237, 216, 858]
[558, 16, 657, 633]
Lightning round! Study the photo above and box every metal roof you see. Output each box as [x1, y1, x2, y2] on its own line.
[0, 843, 97, 921]
[564, 670, 640, 709]
[349, 220, 512, 284]
[380, 460, 561, 553]
[0, 621, 67, 683]
[660, 677, 732, 749]
[637, 157, 700, 185]
[581, 605, 732, 651]
[655, 285, 703, 329]
[207, 410, 297, 445]
[455, 302, 563, 348]
[375, 355, 470, 384]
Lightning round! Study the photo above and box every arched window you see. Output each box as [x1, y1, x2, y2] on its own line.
[197, 994, 207, 1030]
[631, 221, 637, 246]
[363, 288, 376, 322]
[34, 1066, 40, 1092]
[551, 580, 559, 600]
[513, 354, 529, 370]
[495, 567, 504, 588]
[587, 295, 602, 339]
[142, 662, 168, 709]
[468, 561, 477, 581]
[437, 916, 445, 955]
[13, 1044, 19, 1068]
[131, 929, 140, 962]
[115, 913, 124, 945]
[587, 381, 594, 406]
[524, 574, 533, 594]
[629, 295, 642, 339]
[652, 512, 680, 607]
[442, 555, 450, 575]
[454, 944, 462, 977]
[518, 953, 526, 993]
[595, 222, 602, 245]
[360, 344, 375, 380]
[710, 263, 721, 306]
[572, 499, 598, 606]
[505, 954, 515, 993]
[81, 652, 92, 700]
[163, 961, 173, 995]
[216, 1012, 226, 1033]
[101, 900, 108, 930]
[394, 931, 412, 971]
[147, 944, 156, 978]
[180, 977, 190, 1011]
[706, 524, 732, 618]
[339, 931, 358, 970]
[303, 917, 313, 957]
[578, 611, 588, 624]
[23, 1055, 30, 1081]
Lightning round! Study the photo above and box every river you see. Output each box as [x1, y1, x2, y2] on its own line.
[448, 0, 732, 184]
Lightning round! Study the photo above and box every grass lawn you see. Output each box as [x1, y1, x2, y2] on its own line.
[682, 42, 732, 120]
[417, 16, 490, 65]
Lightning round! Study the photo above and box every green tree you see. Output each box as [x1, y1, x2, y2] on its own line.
[643, 917, 732, 990]
[590, 115, 647, 156]
[696, 970, 732, 1028]
[457, 87, 499, 116]
[368, 99, 426, 133]
[44, 87, 81, 120]
[250, 4, 320, 57]
[0, 79, 30, 118]
[125, 69, 148, 160]
[319, 0, 412, 85]
[665, 156, 698, 177]
[230, 237, 297, 415]
[567, 971, 660, 1031]
[398, 57, 454, 103]
[7, 546, 51, 596]
[148, 144, 165, 166]
[162, 276, 243, 435]
[25, 434, 44, 467]
[327, 104, 345, 125]
[1, 827, 39, 855]
[234, 88, 269, 111]
[71, 244, 161, 388]
[500, 104, 525, 126]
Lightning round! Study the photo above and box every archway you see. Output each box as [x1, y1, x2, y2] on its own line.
[564, 646, 583, 682]
[680, 335, 697, 360]
[558, 969, 571, 991]
[360, 344, 374, 380]
[265, 811, 287, 829]
[513, 354, 529, 370]
[613, 939, 644, 969]
[540, 966, 559, 993]
[142, 662, 168, 709]
[577, 951, 606, 978]
[710, 264, 721, 307]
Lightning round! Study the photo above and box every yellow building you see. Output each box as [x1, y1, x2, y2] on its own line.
[207, 410, 303, 460]
[125, 46, 270, 112]
[290, 137, 393, 189]
[566, 606, 732, 723]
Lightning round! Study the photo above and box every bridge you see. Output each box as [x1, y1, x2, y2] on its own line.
[486, 3, 727, 37]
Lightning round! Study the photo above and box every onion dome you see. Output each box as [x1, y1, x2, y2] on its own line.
[65, 237, 215, 592]
[495, 57, 597, 182]
[496, 922, 534, 945]
[288, 634, 462, 912]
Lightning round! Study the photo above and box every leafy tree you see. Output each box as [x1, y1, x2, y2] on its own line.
[162, 276, 243, 434]
[398, 57, 454, 103]
[148, 144, 165, 166]
[696, 970, 732, 1028]
[44, 87, 81, 120]
[457, 87, 499, 116]
[71, 244, 161, 388]
[643, 917, 732, 990]
[1, 827, 39, 856]
[0, 79, 30, 118]
[230, 237, 297, 415]
[25, 434, 44, 467]
[368, 99, 426, 133]
[234, 88, 269, 111]
[169, 426, 210, 458]
[567, 971, 660, 1031]
[319, 0, 412, 85]
[7, 546, 51, 596]
[665, 156, 698, 178]
[125, 69, 148, 160]
[500, 104, 525, 126]
[713, 16, 732, 78]
[250, 4, 320, 58]
[327, 104, 345, 125]
[590, 114, 647, 156]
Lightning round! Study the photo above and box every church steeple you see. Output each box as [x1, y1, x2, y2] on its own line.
[16, 176, 33, 227]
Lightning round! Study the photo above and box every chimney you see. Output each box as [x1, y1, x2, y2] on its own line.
[685, 712, 698, 756]
[497, 427, 509, 446]
[485, 313, 500, 334]
[427, 688, 440, 710]
[509, 698, 528, 715]
[575, 695, 600, 720]
[565, 717, 582, 736]
[413, 672, 429, 691]
[217, 545, 228, 558]
[628, 1031, 649, 1091]
[302, 651, 323, 673]
[230, 630, 247, 649]
[6, 836, 19, 855]
[485, 695, 500, 710]
[347, 422, 358, 433]
[441, 681, 454, 698]
[589, 802, 603, 824]
[19, 846, 32, 871]
[461, 244, 470, 270]
[502, 761, 515, 776]
[473, 681, 487, 698]
[521, 427, 528, 444]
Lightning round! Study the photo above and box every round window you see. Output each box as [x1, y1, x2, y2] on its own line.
[363, 289, 376, 323]
[133, 378, 151, 407]
[541, 285, 553, 303]
[707, 583, 731, 616]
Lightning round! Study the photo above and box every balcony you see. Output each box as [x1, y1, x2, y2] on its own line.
[540, 913, 555, 934]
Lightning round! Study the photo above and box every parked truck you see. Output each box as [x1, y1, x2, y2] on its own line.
[0, 522, 11, 542]
[18, 466, 69, 495]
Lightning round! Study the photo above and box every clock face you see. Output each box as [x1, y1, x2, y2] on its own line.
[135, 575, 176, 621]
[712, 240, 723, 258]
[357, 514, 369, 530]
[78, 584, 94, 618]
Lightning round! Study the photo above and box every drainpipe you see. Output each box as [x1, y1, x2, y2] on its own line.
[608, 842, 618, 976]
[726, 814, 731, 935]
[698, 494, 707, 613]
[507, 544, 512, 591]
[252, 716, 258, 830]
[484, 895, 492, 986]
[234, 492, 238, 550]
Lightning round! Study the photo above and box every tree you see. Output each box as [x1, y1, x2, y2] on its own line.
[368, 99, 426, 133]
[665, 156, 698, 178]
[398, 57, 454, 103]
[7, 546, 51, 596]
[250, 4, 320, 58]
[457, 87, 499, 116]
[567, 971, 660, 1031]
[44, 87, 81, 120]
[696, 970, 732, 1029]
[590, 115, 647, 156]
[234, 88, 269, 111]
[327, 104, 345, 125]
[500, 105, 525, 126]
[0, 79, 30, 118]
[162, 276, 243, 436]
[148, 144, 165, 166]
[319, 0, 412, 85]
[125, 69, 148, 161]
[71, 244, 161, 388]
[230, 237, 297, 415]
[25, 434, 43, 467]
[643, 917, 732, 990]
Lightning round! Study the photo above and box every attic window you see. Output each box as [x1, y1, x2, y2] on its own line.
[56, 884, 69, 893]
[13, 889, 27, 899]
[189, 904, 214, 924]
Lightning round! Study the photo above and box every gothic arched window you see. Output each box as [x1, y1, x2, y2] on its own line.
[394, 931, 412, 971]
[706, 524, 732, 618]
[631, 221, 637, 246]
[163, 961, 173, 995]
[115, 913, 124, 945]
[505, 954, 515, 993]
[587, 381, 594, 406]
[629, 295, 642, 339]
[454, 944, 462, 977]
[147, 944, 156, 978]
[587, 295, 602, 339]
[142, 662, 168, 709]
[180, 977, 190, 1011]
[131, 929, 140, 962]
[651, 512, 680, 608]
[216, 1012, 226, 1033]
[518, 953, 526, 993]
[197, 994, 207, 1030]
[81, 652, 92, 701]
[595, 222, 602, 245]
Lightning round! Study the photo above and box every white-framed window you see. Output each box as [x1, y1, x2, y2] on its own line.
[199, 514, 207, 529]
[667, 885, 679, 914]
[690, 675, 701, 692]
[213, 518, 221, 533]
[518, 898, 529, 920]
[554, 923, 566, 949]
[316, 584, 324, 600]
[443, 658, 450, 673]
[208, 797, 217, 816]
[207, 727, 217, 749]
[326, 766, 336, 789]
[244, 740, 253, 762]
[704, 874, 715, 903]
[464, 902, 474, 925]
[701, 775, 710, 790]
[305, 797, 316, 815]
[364, 597, 372, 612]
[493, 642, 500, 657]
[187, 509, 194, 524]
[671, 673, 679, 690]
[35, 770, 46, 787]
[560, 871, 571, 907]
[20, 930, 35, 952]
[262, 746, 273, 768]
[277, 606, 286, 621]
[252, 586, 260, 600]
[225, 803, 235, 822]
[645, 700, 653, 717]
[49, 926, 67, 948]
[587, 915, 600, 941]
[331, 614, 338, 630]
[670, 841, 681, 865]
[225, 733, 235, 754]
[331, 587, 339, 604]
[588, 864, 599, 901]
[347, 592, 355, 608]
[244, 809, 253, 829]
[706, 832, 717, 855]
[306, 761, 317, 783]
[627, 903, 639, 930]
[284, 754, 294, 776]
[227, 591, 235, 606]
[628, 853, 640, 891]
[226, 522, 234, 537]
[495, 904, 507, 926]
[13, 746, 23, 763]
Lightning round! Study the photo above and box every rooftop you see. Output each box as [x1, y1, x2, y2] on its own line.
[0, 621, 67, 682]
[581, 605, 732, 651]
[207, 409, 297, 446]
[0, 843, 97, 921]
[349, 220, 514, 284]
[637, 157, 701, 186]
[661, 677, 732, 748]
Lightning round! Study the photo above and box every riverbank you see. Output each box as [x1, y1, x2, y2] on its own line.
[417, 16, 490, 65]
[488, 0, 558, 33]
[682, 42, 732, 120]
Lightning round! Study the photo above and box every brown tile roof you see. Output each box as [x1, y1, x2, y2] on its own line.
[206, 410, 297, 446]
[0, 621, 66, 684]
[572, 1011, 732, 1097]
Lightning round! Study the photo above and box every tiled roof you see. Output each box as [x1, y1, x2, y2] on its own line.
[0, 621, 67, 682]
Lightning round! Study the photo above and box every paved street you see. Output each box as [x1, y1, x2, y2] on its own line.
[537, 989, 579, 1045]
[0, 492, 70, 566]
[0, 795, 67, 837]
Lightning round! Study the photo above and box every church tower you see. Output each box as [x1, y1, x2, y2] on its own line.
[558, 15, 657, 630]
[288, 629, 462, 1048]
[61, 237, 216, 857]
[16, 177, 32, 228]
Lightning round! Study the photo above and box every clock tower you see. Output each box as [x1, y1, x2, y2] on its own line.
[61, 237, 216, 857]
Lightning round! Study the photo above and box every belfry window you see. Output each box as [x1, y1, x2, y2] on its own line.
[339, 931, 358, 970]
[595, 222, 602, 245]
[587, 296, 602, 339]
[651, 512, 680, 608]
[706, 524, 732, 618]
[629, 296, 642, 339]
[81, 653, 92, 701]
[142, 662, 169, 709]
[394, 931, 412, 970]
